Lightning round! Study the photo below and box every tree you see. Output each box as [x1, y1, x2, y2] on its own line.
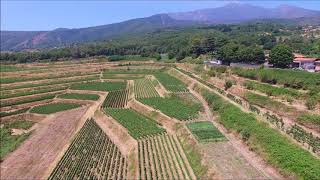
[217, 43, 241, 65]
[269, 44, 293, 68]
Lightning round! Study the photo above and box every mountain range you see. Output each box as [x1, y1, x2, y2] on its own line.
[1, 3, 320, 51]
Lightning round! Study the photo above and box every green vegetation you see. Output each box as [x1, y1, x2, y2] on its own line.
[232, 67, 320, 90]
[0, 76, 98, 91]
[103, 89, 129, 108]
[154, 72, 188, 92]
[0, 65, 31, 72]
[105, 108, 165, 139]
[0, 72, 99, 84]
[0, 86, 67, 99]
[195, 85, 320, 179]
[187, 121, 225, 143]
[0, 108, 30, 118]
[0, 94, 57, 107]
[244, 80, 300, 98]
[70, 82, 126, 92]
[134, 78, 160, 98]
[30, 103, 81, 114]
[139, 95, 202, 121]
[0, 120, 34, 159]
[244, 92, 294, 112]
[297, 114, 320, 126]
[49, 119, 127, 179]
[224, 80, 233, 90]
[57, 93, 100, 101]
[103, 73, 145, 80]
[269, 44, 294, 68]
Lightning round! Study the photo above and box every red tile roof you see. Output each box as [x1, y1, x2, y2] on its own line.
[294, 57, 318, 62]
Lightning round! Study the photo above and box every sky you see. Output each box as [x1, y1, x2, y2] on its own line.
[1, 1, 320, 31]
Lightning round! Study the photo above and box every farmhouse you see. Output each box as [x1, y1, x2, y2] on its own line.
[292, 53, 319, 72]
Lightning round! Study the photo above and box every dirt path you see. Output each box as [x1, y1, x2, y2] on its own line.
[188, 85, 283, 179]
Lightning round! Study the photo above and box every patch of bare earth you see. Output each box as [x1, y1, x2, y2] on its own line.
[0, 107, 89, 179]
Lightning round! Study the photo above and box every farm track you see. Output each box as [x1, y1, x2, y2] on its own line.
[175, 67, 320, 156]
[173, 70, 283, 179]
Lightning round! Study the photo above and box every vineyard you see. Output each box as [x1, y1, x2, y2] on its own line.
[154, 72, 188, 92]
[139, 95, 202, 121]
[49, 119, 127, 180]
[103, 89, 129, 108]
[105, 108, 165, 139]
[138, 134, 195, 180]
[134, 78, 160, 99]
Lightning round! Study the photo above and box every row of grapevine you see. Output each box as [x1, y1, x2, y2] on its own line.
[138, 134, 195, 180]
[103, 89, 129, 108]
[154, 72, 188, 93]
[134, 78, 160, 99]
[48, 119, 127, 180]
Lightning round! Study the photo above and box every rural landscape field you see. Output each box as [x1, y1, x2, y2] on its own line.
[1, 1, 320, 180]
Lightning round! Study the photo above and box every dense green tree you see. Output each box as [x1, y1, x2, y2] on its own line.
[269, 44, 294, 68]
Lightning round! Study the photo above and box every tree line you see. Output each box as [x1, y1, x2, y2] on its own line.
[1, 22, 319, 67]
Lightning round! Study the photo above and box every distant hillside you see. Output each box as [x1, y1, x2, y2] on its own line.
[1, 3, 320, 51]
[1, 14, 200, 51]
[169, 4, 320, 23]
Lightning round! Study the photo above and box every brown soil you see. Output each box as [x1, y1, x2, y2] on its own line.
[1, 99, 54, 112]
[1, 113, 47, 123]
[1, 89, 66, 102]
[149, 75, 167, 97]
[0, 107, 89, 179]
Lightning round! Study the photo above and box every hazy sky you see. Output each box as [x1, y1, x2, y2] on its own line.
[2, 1, 320, 31]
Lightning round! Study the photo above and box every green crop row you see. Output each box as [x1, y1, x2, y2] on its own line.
[154, 72, 188, 93]
[105, 108, 165, 139]
[0, 75, 99, 91]
[0, 86, 67, 99]
[232, 67, 320, 90]
[70, 82, 126, 92]
[194, 84, 320, 179]
[1, 71, 99, 84]
[139, 95, 202, 121]
[0, 108, 30, 118]
[1, 94, 57, 107]
[103, 89, 129, 108]
[297, 114, 320, 126]
[134, 78, 160, 99]
[30, 102, 81, 114]
[57, 93, 100, 101]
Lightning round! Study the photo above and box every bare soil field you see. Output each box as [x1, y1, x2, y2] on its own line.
[0, 107, 89, 179]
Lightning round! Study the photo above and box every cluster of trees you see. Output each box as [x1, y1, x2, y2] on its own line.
[1, 22, 318, 65]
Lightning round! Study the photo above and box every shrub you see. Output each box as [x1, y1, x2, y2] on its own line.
[224, 80, 233, 90]
[306, 98, 317, 110]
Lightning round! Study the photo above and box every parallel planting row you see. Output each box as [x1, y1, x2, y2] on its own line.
[103, 89, 129, 108]
[154, 72, 188, 93]
[49, 119, 127, 180]
[138, 134, 195, 180]
[134, 78, 160, 99]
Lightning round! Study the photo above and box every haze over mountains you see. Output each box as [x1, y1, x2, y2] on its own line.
[2, 3, 320, 51]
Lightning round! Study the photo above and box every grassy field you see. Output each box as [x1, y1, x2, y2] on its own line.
[0, 120, 35, 159]
[70, 82, 126, 92]
[0, 86, 67, 99]
[195, 84, 320, 179]
[187, 121, 225, 143]
[105, 108, 165, 139]
[57, 93, 100, 101]
[30, 103, 81, 114]
[0, 108, 30, 118]
[139, 95, 202, 121]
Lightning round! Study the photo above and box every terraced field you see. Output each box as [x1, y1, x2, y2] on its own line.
[49, 119, 127, 180]
[138, 134, 195, 180]
[154, 72, 188, 93]
[103, 89, 129, 108]
[134, 78, 160, 98]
